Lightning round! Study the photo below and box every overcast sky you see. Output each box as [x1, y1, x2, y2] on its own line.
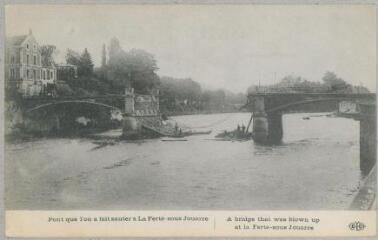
[5, 4, 376, 93]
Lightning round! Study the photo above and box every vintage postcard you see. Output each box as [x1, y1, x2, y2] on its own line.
[2, 2, 377, 238]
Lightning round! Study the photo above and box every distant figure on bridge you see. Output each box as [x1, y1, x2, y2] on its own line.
[241, 125, 246, 133]
[175, 122, 179, 133]
[237, 124, 241, 132]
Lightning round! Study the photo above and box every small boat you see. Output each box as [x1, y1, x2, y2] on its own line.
[170, 130, 212, 138]
[302, 117, 310, 120]
[162, 139, 188, 142]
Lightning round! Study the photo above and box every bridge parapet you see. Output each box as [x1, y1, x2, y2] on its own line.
[247, 93, 376, 113]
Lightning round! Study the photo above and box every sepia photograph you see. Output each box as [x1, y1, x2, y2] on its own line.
[2, 3, 376, 235]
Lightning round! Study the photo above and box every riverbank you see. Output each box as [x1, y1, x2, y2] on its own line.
[350, 165, 377, 210]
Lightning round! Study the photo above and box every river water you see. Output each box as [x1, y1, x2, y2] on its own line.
[5, 112, 363, 210]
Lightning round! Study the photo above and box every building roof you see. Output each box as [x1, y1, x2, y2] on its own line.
[6, 35, 28, 46]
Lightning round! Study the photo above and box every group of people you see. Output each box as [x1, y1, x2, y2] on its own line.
[174, 122, 182, 135]
[236, 124, 246, 134]
[219, 123, 250, 139]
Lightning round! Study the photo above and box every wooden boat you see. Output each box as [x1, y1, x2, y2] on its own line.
[170, 130, 212, 138]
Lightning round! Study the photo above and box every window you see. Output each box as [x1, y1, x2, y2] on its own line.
[10, 69, 14, 78]
[50, 71, 53, 79]
[27, 70, 29, 78]
[27, 55, 29, 65]
[33, 56, 36, 65]
[33, 70, 36, 80]
[11, 56, 14, 63]
[26, 44, 29, 49]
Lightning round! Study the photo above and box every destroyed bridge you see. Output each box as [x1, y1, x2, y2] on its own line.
[247, 92, 376, 174]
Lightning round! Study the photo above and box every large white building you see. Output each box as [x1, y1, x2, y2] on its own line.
[5, 29, 57, 97]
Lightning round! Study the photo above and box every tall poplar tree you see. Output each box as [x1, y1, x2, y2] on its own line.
[79, 48, 94, 76]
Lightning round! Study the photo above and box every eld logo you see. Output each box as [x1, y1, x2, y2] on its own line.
[349, 221, 366, 231]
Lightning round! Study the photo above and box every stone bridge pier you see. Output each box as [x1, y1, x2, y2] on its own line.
[359, 103, 376, 174]
[252, 96, 283, 144]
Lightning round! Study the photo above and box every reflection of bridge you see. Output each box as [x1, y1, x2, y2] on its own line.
[247, 92, 376, 174]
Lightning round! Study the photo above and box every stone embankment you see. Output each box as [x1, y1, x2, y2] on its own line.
[350, 165, 376, 210]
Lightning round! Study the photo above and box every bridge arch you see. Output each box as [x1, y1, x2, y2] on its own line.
[23, 100, 124, 136]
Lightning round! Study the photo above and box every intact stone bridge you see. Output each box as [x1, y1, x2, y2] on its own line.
[247, 92, 376, 174]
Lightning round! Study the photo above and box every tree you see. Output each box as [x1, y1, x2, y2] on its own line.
[79, 48, 94, 76]
[55, 83, 75, 96]
[225, 90, 246, 104]
[65, 48, 94, 77]
[40, 45, 57, 66]
[108, 37, 124, 63]
[322, 71, 350, 92]
[66, 49, 81, 66]
[160, 77, 201, 102]
[101, 44, 107, 68]
[105, 42, 160, 93]
[246, 71, 368, 95]
[201, 89, 226, 110]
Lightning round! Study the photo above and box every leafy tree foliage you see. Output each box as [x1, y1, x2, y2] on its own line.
[201, 89, 226, 110]
[40, 45, 57, 66]
[56, 38, 245, 113]
[63, 48, 110, 97]
[160, 76, 244, 114]
[66, 49, 81, 66]
[224, 90, 247, 104]
[160, 77, 202, 111]
[101, 44, 107, 67]
[55, 83, 75, 96]
[65, 48, 94, 77]
[80, 48, 94, 76]
[248, 72, 370, 94]
[103, 38, 160, 93]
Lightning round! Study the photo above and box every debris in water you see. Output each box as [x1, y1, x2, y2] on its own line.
[103, 159, 131, 169]
[91, 140, 117, 151]
[215, 126, 253, 141]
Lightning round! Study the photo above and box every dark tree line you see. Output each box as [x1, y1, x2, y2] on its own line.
[55, 37, 160, 98]
[48, 37, 245, 114]
[160, 76, 246, 114]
